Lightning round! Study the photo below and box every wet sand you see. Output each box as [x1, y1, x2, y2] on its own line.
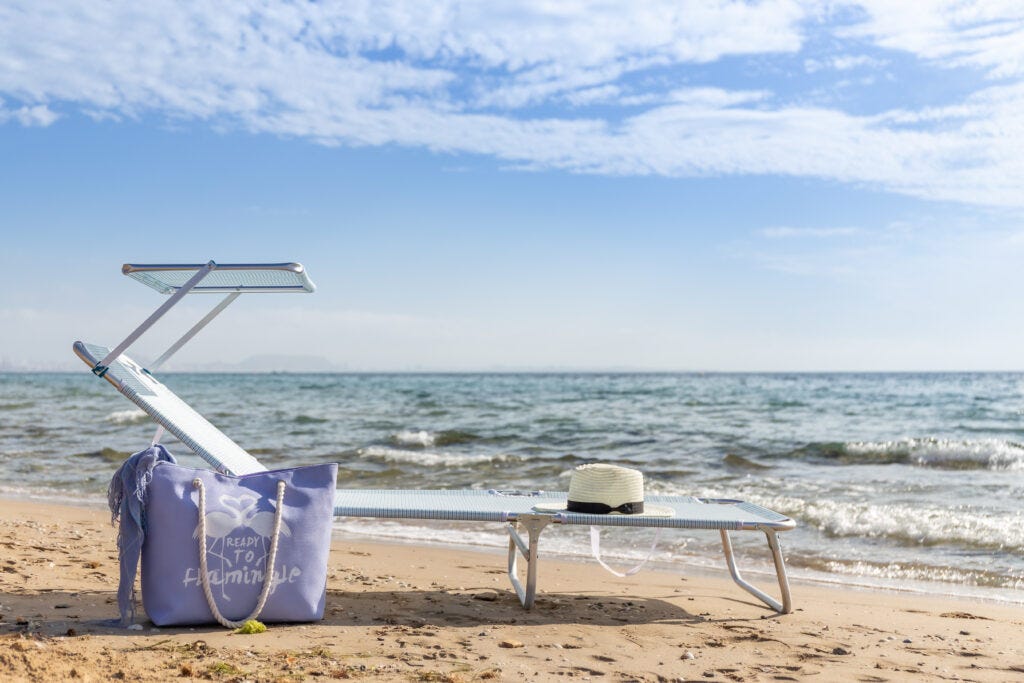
[1, 497, 1022, 681]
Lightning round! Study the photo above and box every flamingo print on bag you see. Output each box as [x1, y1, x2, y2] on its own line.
[193, 493, 291, 601]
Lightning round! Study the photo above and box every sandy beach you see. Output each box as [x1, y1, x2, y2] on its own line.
[1, 497, 1021, 682]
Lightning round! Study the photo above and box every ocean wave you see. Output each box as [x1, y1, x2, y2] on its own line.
[294, 414, 329, 424]
[0, 401, 34, 411]
[104, 409, 148, 425]
[391, 429, 480, 448]
[755, 493, 1024, 552]
[784, 437, 1024, 470]
[762, 399, 807, 409]
[298, 382, 341, 391]
[72, 447, 130, 463]
[392, 430, 435, 448]
[357, 445, 506, 467]
[722, 453, 770, 470]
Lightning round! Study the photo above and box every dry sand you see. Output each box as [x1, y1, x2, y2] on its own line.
[1, 497, 1022, 682]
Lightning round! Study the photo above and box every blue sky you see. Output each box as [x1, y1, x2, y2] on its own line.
[1, 1, 1023, 371]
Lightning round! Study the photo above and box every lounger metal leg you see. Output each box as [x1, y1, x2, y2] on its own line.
[719, 528, 793, 614]
[505, 515, 551, 609]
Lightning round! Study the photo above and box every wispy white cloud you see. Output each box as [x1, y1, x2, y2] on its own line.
[804, 54, 889, 73]
[0, 102, 59, 126]
[1, 2, 1023, 207]
[564, 84, 621, 107]
[843, 1, 1024, 77]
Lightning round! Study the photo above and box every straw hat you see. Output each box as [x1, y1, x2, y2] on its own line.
[534, 463, 674, 517]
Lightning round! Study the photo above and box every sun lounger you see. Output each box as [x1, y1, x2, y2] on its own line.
[333, 489, 793, 612]
[74, 262, 795, 614]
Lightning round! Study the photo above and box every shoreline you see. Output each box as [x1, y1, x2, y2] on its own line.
[334, 521, 1024, 609]
[2, 497, 1023, 681]
[4, 490, 1021, 609]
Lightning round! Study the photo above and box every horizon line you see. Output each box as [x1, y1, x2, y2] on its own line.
[3, 368, 1023, 375]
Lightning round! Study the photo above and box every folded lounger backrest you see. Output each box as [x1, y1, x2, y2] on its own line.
[73, 341, 266, 476]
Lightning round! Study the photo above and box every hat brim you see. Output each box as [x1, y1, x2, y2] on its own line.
[532, 501, 674, 518]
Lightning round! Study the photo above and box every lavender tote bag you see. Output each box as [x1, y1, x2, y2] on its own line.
[110, 445, 337, 627]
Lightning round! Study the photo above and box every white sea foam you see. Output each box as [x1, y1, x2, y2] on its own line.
[104, 409, 148, 425]
[819, 559, 1024, 590]
[333, 518, 685, 566]
[394, 430, 436, 447]
[357, 446, 503, 467]
[334, 518, 508, 550]
[654, 476, 1024, 552]
[846, 437, 1024, 470]
[753, 494, 1024, 551]
[0, 484, 102, 504]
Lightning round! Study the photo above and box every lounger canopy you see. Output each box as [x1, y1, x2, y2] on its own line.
[86, 261, 315, 378]
[123, 262, 314, 294]
[76, 260, 795, 614]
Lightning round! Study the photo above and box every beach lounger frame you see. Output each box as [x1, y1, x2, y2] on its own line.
[74, 261, 795, 614]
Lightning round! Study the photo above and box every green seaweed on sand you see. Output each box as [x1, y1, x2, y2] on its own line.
[234, 619, 266, 634]
[206, 661, 249, 677]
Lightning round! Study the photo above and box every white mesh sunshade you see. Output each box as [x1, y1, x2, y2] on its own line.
[123, 263, 315, 294]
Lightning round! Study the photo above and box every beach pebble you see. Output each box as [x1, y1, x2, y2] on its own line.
[499, 640, 524, 649]
[473, 590, 499, 602]
[682, 651, 696, 660]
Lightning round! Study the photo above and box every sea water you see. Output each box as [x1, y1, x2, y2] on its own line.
[1, 371, 1022, 602]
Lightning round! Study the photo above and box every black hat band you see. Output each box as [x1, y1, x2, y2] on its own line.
[566, 499, 644, 515]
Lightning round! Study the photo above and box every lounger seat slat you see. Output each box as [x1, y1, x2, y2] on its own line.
[333, 489, 793, 530]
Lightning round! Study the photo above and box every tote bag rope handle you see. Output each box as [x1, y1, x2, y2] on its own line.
[193, 478, 286, 629]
